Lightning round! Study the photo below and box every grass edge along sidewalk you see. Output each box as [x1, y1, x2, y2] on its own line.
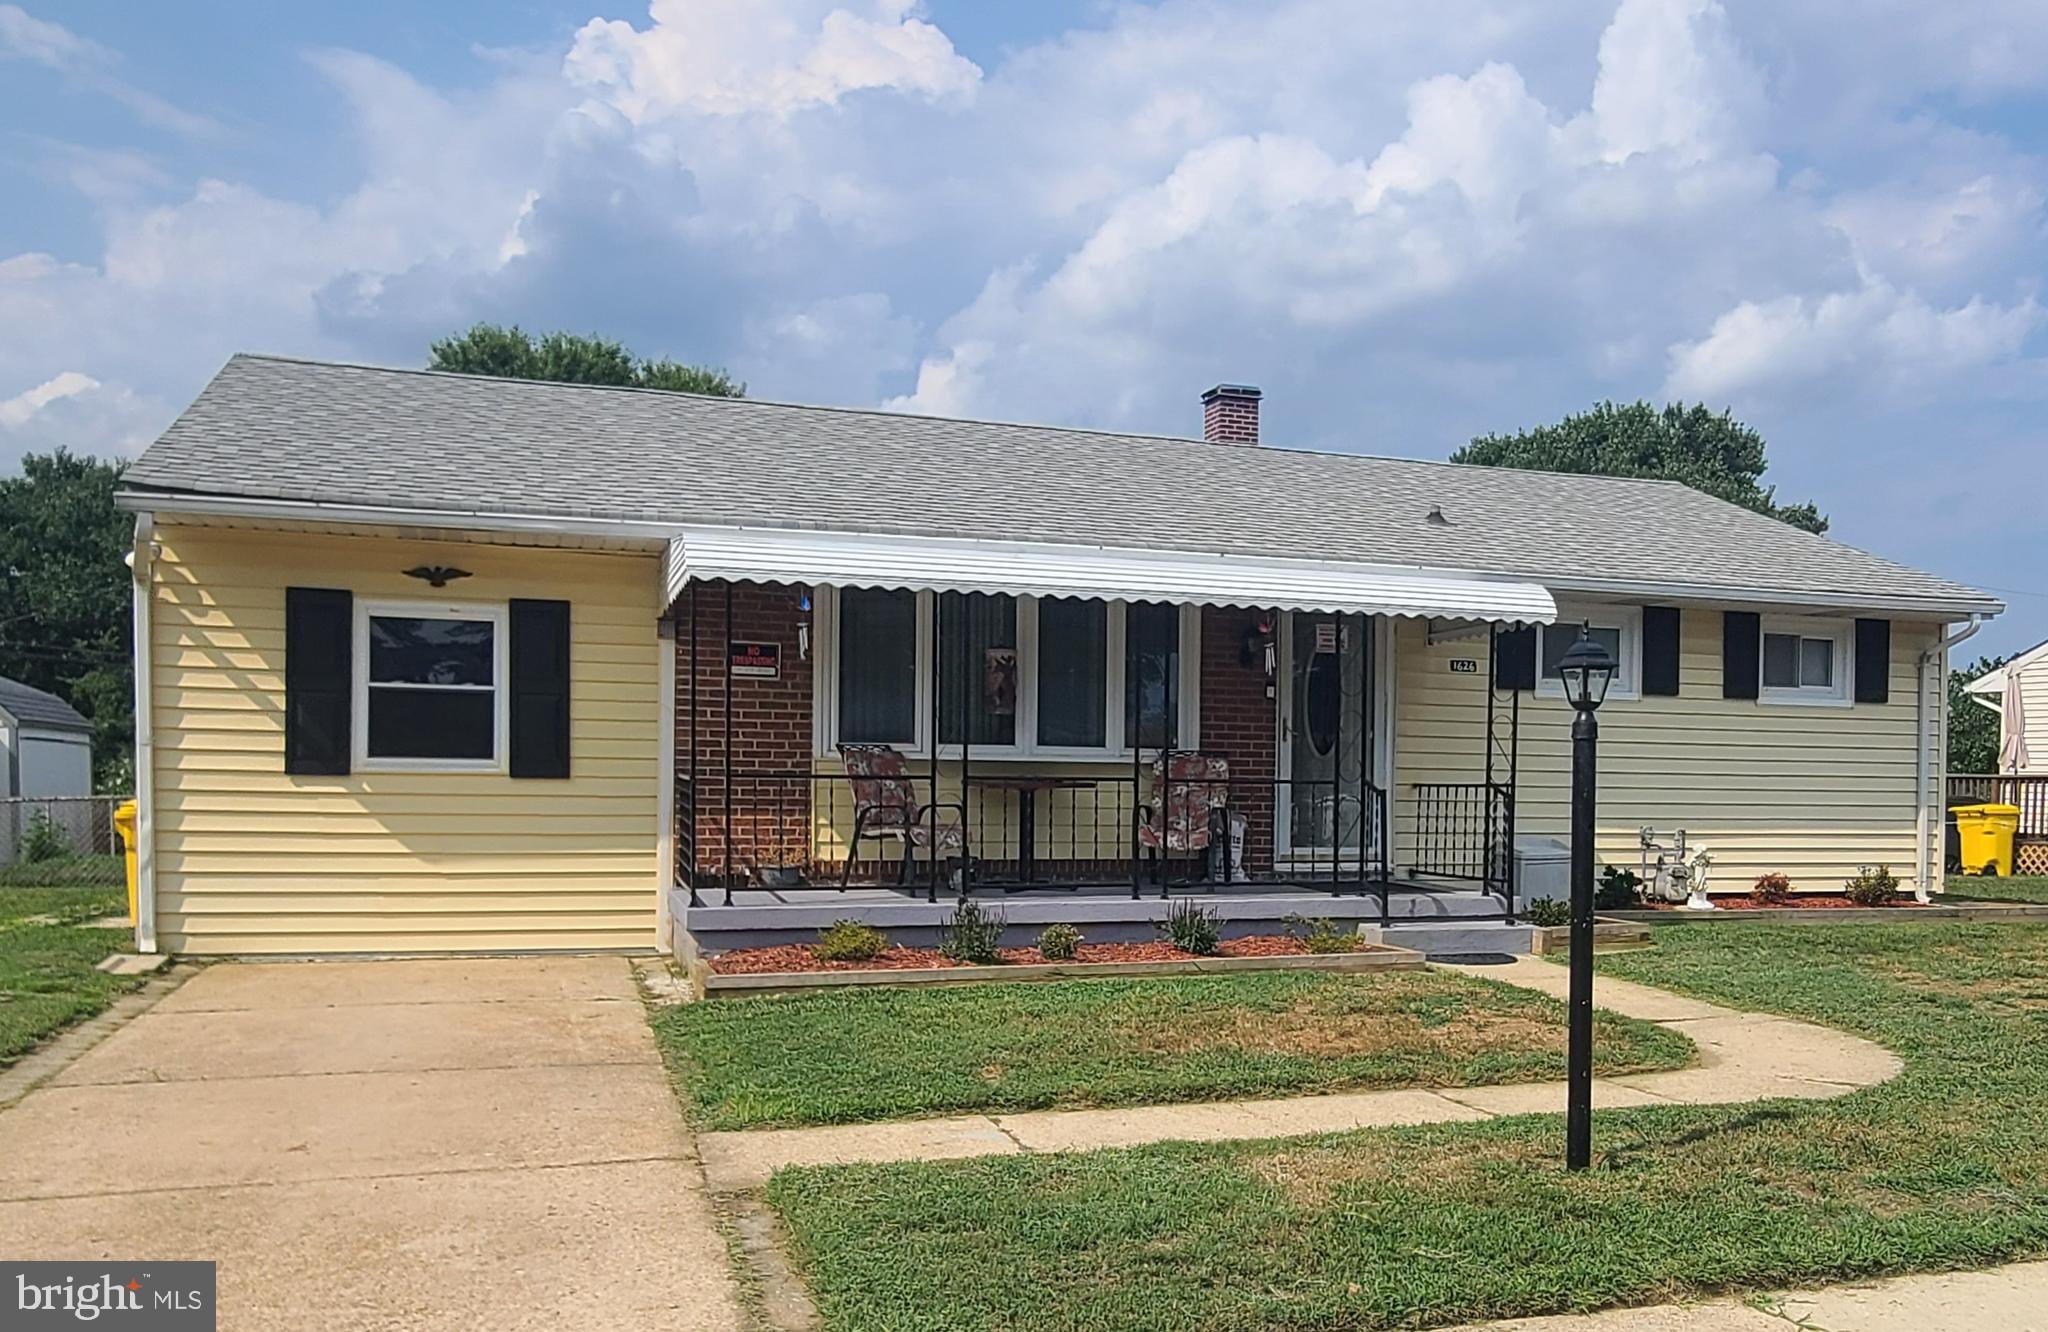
[763, 921, 2048, 1332]
[656, 966, 1694, 1131]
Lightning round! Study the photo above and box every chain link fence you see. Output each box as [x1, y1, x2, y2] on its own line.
[0, 796, 128, 887]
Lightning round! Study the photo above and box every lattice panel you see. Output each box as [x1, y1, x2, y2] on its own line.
[2016, 840, 2048, 876]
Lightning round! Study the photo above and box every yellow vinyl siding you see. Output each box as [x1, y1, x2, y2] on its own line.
[1392, 610, 1939, 891]
[148, 525, 662, 954]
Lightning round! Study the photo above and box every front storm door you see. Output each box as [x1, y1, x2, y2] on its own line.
[1280, 612, 1375, 860]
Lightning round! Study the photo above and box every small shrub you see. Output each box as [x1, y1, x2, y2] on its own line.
[813, 919, 887, 963]
[1283, 914, 1359, 953]
[1036, 923, 1083, 961]
[1525, 897, 1570, 927]
[19, 810, 69, 864]
[1595, 866, 1642, 911]
[1751, 872, 1794, 905]
[1844, 864, 1902, 907]
[1160, 898, 1220, 956]
[940, 899, 1006, 965]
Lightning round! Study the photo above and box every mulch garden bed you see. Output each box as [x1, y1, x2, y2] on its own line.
[707, 934, 1333, 975]
[1639, 893, 1930, 911]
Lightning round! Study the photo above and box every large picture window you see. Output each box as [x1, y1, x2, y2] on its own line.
[938, 592, 1019, 746]
[836, 587, 918, 744]
[820, 589, 1196, 756]
[1125, 601, 1181, 748]
[1036, 598, 1108, 748]
[354, 600, 507, 770]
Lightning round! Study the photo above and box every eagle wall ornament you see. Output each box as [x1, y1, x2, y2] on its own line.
[402, 565, 473, 589]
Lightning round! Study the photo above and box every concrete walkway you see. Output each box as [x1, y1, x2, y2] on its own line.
[1447, 1260, 2048, 1330]
[697, 955, 1902, 1189]
[0, 957, 743, 1332]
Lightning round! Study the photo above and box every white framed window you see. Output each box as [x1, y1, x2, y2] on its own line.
[1537, 604, 1642, 703]
[353, 598, 509, 772]
[1759, 615, 1851, 706]
[813, 587, 1199, 758]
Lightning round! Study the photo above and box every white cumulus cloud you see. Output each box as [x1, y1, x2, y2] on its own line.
[0, 369, 99, 428]
[1664, 277, 2042, 401]
[564, 0, 980, 121]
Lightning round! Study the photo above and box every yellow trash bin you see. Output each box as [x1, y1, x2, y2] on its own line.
[1953, 803, 2020, 877]
[113, 799, 139, 924]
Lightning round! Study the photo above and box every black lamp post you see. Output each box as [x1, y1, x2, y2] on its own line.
[1557, 624, 1617, 1172]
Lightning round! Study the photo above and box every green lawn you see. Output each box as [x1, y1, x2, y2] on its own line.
[767, 923, 2048, 1331]
[0, 885, 139, 1066]
[658, 969, 1693, 1130]
[1941, 874, 2048, 905]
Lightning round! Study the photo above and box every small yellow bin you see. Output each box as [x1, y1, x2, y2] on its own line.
[1953, 803, 2020, 877]
[113, 799, 139, 924]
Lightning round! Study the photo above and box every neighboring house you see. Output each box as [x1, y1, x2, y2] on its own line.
[113, 355, 2002, 957]
[1961, 641, 2048, 776]
[0, 676, 94, 799]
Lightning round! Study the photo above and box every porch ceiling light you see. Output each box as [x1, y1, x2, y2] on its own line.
[1557, 623, 1617, 713]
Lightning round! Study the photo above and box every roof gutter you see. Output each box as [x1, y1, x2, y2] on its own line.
[1915, 614, 1983, 903]
[1542, 574, 2004, 621]
[112, 488, 682, 542]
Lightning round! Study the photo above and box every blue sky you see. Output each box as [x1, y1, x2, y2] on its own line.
[3, 0, 2046, 655]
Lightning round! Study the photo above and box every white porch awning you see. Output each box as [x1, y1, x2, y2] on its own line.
[666, 525, 1554, 624]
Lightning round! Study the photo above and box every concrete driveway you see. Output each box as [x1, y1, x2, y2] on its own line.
[0, 957, 743, 1332]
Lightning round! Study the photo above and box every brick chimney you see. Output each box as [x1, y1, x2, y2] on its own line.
[1201, 384, 1261, 445]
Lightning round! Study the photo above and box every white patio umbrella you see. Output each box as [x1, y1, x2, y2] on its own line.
[2000, 667, 2031, 775]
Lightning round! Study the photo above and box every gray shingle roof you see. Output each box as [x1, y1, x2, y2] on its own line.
[120, 354, 1999, 617]
[0, 677, 92, 733]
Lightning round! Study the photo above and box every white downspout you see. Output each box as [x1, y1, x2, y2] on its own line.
[127, 513, 160, 953]
[1915, 614, 1982, 903]
[656, 614, 677, 956]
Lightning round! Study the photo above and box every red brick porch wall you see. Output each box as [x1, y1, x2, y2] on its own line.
[1199, 606, 1278, 874]
[673, 580, 813, 881]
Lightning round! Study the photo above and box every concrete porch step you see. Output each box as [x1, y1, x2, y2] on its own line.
[1378, 921, 1534, 958]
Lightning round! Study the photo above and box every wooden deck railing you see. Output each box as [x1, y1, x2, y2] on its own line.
[1946, 774, 2048, 839]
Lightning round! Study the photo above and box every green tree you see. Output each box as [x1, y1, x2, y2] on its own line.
[427, 324, 743, 397]
[1452, 401, 1827, 534]
[1948, 654, 2010, 775]
[0, 450, 134, 791]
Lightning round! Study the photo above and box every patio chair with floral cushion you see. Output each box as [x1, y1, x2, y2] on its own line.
[837, 743, 968, 888]
[1137, 750, 1231, 882]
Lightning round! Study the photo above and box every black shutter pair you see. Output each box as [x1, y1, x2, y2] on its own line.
[1720, 612, 1889, 703]
[283, 588, 572, 776]
[1493, 607, 1682, 696]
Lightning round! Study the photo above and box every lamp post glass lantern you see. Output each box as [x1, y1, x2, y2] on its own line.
[1561, 623, 1616, 1172]
[1557, 627, 1617, 711]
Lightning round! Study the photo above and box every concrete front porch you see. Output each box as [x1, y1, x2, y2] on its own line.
[670, 880, 1531, 959]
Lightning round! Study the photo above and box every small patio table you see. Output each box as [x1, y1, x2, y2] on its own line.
[966, 775, 1096, 885]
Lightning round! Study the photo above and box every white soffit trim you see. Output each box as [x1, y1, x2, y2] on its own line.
[666, 526, 1556, 623]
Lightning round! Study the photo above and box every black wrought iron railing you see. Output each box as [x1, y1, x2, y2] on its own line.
[674, 758, 1396, 916]
[1407, 780, 1517, 914]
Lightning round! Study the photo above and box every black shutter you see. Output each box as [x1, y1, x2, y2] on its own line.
[510, 598, 571, 779]
[1855, 619, 1891, 704]
[1494, 624, 1537, 691]
[1643, 606, 1681, 696]
[1722, 611, 1761, 700]
[285, 587, 352, 775]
